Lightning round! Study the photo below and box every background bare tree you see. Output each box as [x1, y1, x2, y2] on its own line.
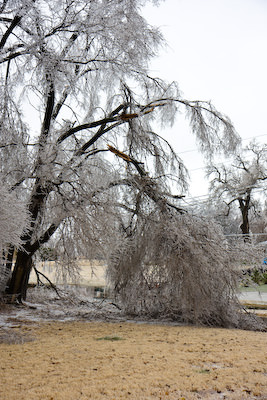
[207, 142, 267, 240]
[0, 0, 241, 307]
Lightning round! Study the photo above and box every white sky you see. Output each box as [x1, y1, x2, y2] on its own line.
[142, 0, 267, 199]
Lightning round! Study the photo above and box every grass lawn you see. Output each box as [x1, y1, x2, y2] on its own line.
[0, 321, 267, 399]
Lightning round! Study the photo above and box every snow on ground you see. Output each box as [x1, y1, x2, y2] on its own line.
[0, 287, 126, 331]
[1, 286, 267, 333]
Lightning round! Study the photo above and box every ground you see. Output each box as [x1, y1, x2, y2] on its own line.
[0, 288, 266, 400]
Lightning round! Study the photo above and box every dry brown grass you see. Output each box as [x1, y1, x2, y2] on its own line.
[0, 321, 266, 399]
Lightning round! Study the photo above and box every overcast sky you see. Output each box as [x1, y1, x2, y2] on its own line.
[142, 0, 267, 199]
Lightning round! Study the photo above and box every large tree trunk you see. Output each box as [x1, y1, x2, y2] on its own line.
[5, 221, 60, 301]
[238, 194, 250, 242]
[6, 249, 33, 302]
[5, 174, 55, 301]
[5, 82, 57, 302]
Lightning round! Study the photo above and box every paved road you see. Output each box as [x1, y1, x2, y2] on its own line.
[238, 291, 267, 304]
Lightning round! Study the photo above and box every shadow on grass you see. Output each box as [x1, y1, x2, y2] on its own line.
[95, 335, 124, 341]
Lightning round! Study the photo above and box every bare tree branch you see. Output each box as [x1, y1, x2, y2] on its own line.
[0, 1, 36, 49]
[33, 266, 61, 297]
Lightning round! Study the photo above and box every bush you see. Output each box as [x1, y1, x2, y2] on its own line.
[241, 266, 267, 286]
[261, 272, 267, 284]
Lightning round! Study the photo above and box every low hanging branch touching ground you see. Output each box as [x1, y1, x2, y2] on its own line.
[106, 149, 265, 330]
[107, 211, 266, 330]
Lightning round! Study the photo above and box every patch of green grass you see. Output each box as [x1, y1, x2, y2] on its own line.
[195, 368, 210, 374]
[95, 335, 124, 341]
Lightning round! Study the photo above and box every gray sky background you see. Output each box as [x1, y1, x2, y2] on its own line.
[143, 0, 267, 199]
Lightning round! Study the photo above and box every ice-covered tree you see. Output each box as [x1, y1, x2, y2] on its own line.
[0, 178, 29, 293]
[0, 0, 241, 308]
[208, 142, 267, 240]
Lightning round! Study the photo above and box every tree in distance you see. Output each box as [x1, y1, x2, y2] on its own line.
[208, 142, 267, 240]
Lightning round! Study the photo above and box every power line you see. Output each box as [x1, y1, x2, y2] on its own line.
[178, 148, 198, 154]
[183, 193, 210, 201]
[177, 133, 267, 157]
[183, 185, 266, 207]
[189, 166, 206, 172]
[242, 133, 267, 141]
